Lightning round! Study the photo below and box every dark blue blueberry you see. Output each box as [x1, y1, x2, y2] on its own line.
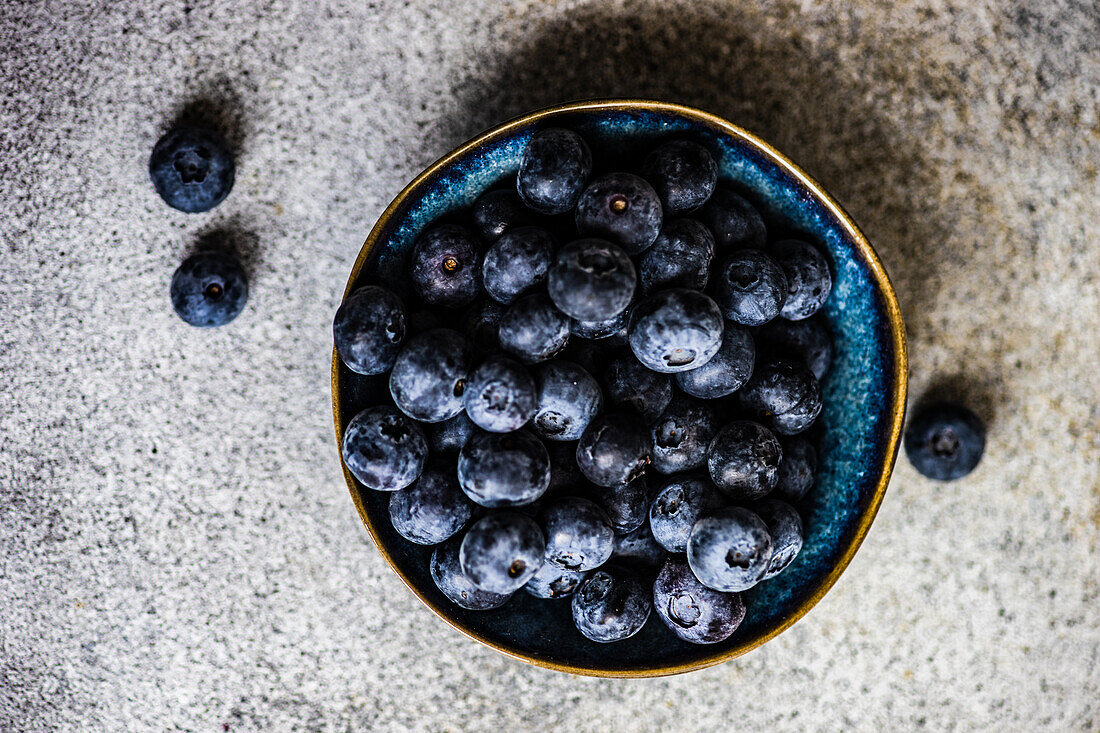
[426, 412, 476, 454]
[525, 563, 588, 599]
[482, 226, 553, 304]
[540, 497, 615, 571]
[628, 289, 724, 373]
[170, 252, 248, 327]
[711, 249, 788, 326]
[472, 188, 530, 242]
[773, 436, 817, 502]
[649, 476, 721, 553]
[498, 293, 571, 363]
[388, 328, 473, 423]
[752, 499, 803, 580]
[532, 360, 602, 441]
[687, 506, 773, 592]
[576, 413, 651, 487]
[641, 141, 718, 214]
[388, 462, 474, 545]
[571, 566, 652, 643]
[430, 537, 511, 610]
[459, 511, 546, 594]
[653, 558, 745, 644]
[462, 299, 505, 355]
[457, 429, 551, 507]
[739, 358, 822, 436]
[603, 351, 673, 423]
[611, 523, 666, 568]
[675, 323, 755, 399]
[904, 401, 985, 480]
[341, 405, 428, 492]
[517, 128, 592, 215]
[757, 315, 833, 381]
[589, 473, 650, 534]
[410, 224, 482, 308]
[637, 219, 715, 296]
[149, 126, 234, 213]
[548, 239, 636, 321]
[575, 173, 663, 255]
[463, 356, 537, 433]
[707, 420, 782, 500]
[698, 187, 766, 250]
[650, 397, 719, 475]
[770, 239, 832, 320]
[572, 307, 631, 340]
[333, 286, 406, 375]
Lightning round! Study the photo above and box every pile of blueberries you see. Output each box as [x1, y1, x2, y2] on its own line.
[335, 128, 835, 645]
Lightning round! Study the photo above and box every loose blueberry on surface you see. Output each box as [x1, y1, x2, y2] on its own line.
[472, 188, 530, 242]
[698, 186, 767, 250]
[149, 126, 234, 213]
[628, 288, 724, 373]
[653, 558, 746, 644]
[711, 249, 788, 326]
[603, 351, 673, 423]
[739, 358, 823, 436]
[641, 140, 718, 214]
[773, 436, 817, 502]
[459, 511, 546, 594]
[650, 397, 719, 475]
[426, 412, 476, 455]
[532, 360, 603, 441]
[389, 462, 474, 545]
[637, 219, 715, 296]
[675, 323, 755, 400]
[462, 299, 506, 355]
[389, 328, 473, 423]
[576, 413, 651, 487]
[707, 420, 782, 500]
[571, 566, 653, 643]
[410, 224, 482, 308]
[517, 128, 593, 215]
[457, 429, 551, 507]
[547, 238, 636, 321]
[333, 285, 406, 375]
[498, 293, 571, 363]
[342, 405, 428, 492]
[687, 506, 773, 592]
[590, 473, 650, 534]
[649, 475, 721, 553]
[525, 563, 588, 599]
[170, 252, 248, 327]
[770, 239, 832, 321]
[752, 499, 804, 580]
[540, 497, 615, 571]
[904, 401, 986, 480]
[611, 523, 667, 568]
[757, 315, 833, 381]
[430, 537, 511, 610]
[575, 173, 663, 255]
[572, 307, 631, 340]
[463, 356, 538, 433]
[482, 226, 554, 305]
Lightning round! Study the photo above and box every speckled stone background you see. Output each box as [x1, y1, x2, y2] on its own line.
[2, 1, 1098, 730]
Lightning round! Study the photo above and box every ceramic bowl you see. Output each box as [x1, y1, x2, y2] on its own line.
[332, 99, 907, 677]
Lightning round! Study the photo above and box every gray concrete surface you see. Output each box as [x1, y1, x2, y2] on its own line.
[2, 0, 1099, 730]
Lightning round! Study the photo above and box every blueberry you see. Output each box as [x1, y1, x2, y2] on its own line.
[540, 497, 615, 571]
[641, 141, 718, 214]
[904, 401, 985, 480]
[459, 511, 546, 594]
[773, 436, 817, 502]
[769, 239, 832, 320]
[628, 289, 724, 373]
[457, 429, 550, 507]
[687, 506, 773, 592]
[575, 173, 663, 255]
[611, 523, 667, 568]
[341, 405, 428, 492]
[498, 293, 571, 363]
[649, 476, 721, 553]
[707, 420, 782, 500]
[576, 413, 651, 487]
[472, 188, 530, 242]
[410, 224, 482, 308]
[637, 219, 715, 296]
[482, 226, 553, 304]
[603, 351, 673, 422]
[752, 499, 804, 580]
[711, 250, 788, 326]
[525, 563, 588, 599]
[698, 187, 766, 250]
[548, 239, 636, 321]
[462, 299, 505, 354]
[149, 126, 234, 213]
[389, 328, 473, 423]
[589, 473, 650, 534]
[389, 462, 474, 545]
[333, 286, 406, 375]
[739, 358, 822, 435]
[532, 360, 602, 441]
[757, 315, 833, 381]
[517, 128, 592, 215]
[572, 307, 631, 340]
[653, 558, 746, 644]
[463, 356, 537, 433]
[426, 412, 476, 454]
[675, 323, 755, 399]
[650, 397, 720, 475]
[571, 566, 652, 643]
[169, 252, 248, 327]
[430, 537, 511, 610]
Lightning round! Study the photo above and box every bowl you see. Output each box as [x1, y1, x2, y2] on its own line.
[331, 99, 907, 677]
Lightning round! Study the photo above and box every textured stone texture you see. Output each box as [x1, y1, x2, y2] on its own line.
[2, 0, 1098, 730]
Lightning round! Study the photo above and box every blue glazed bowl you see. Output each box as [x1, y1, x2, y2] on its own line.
[332, 100, 907, 677]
